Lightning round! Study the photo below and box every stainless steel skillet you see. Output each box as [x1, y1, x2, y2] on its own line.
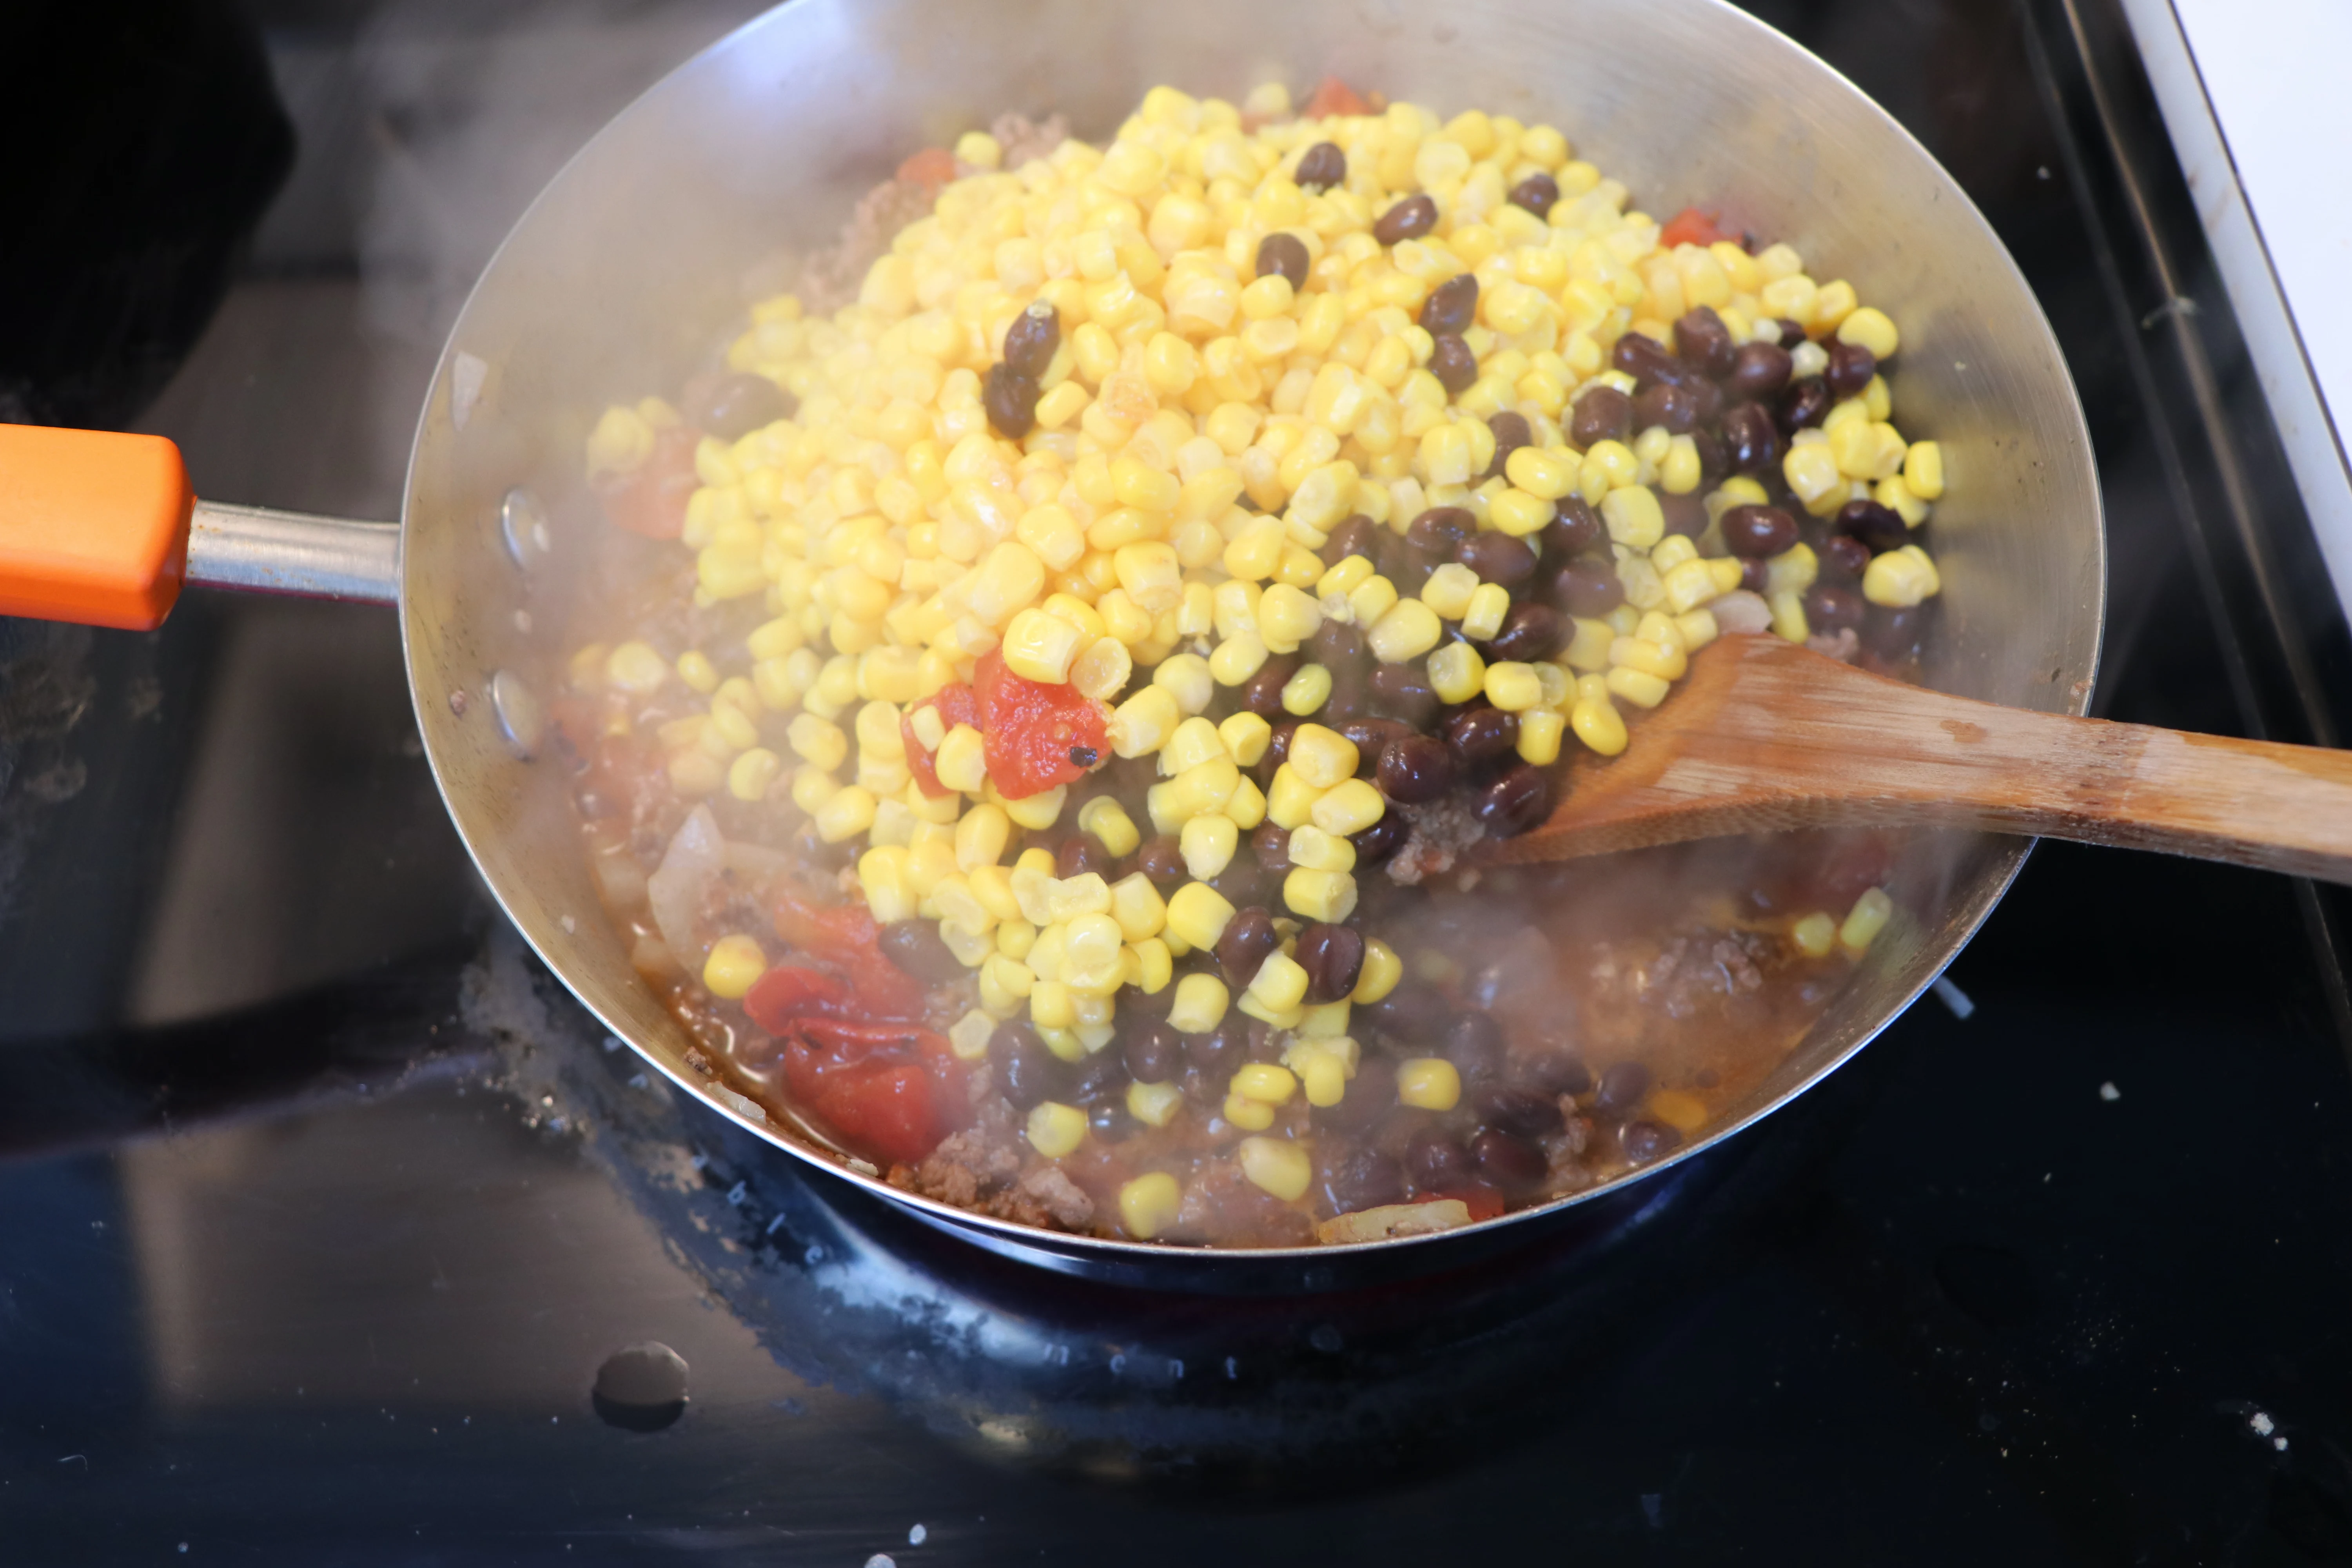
[0, 0, 2102, 1285]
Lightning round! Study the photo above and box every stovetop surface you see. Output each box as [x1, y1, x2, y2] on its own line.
[5, 1, 2352, 1562]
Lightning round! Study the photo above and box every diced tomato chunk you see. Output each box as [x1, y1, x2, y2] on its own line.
[771, 887, 927, 1020]
[1658, 206, 1733, 251]
[971, 649, 1107, 799]
[900, 681, 982, 797]
[781, 1021, 964, 1167]
[1302, 76, 1372, 119]
[595, 423, 701, 539]
[742, 964, 855, 1034]
[896, 146, 958, 191]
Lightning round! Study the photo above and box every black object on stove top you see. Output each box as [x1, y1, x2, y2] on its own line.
[4, 0, 2351, 1562]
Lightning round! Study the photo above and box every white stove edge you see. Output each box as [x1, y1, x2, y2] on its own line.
[2118, 0, 2352, 622]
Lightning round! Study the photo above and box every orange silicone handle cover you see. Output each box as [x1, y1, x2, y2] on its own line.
[0, 424, 195, 631]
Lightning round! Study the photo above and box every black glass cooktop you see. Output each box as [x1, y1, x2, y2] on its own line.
[5, 0, 2351, 1561]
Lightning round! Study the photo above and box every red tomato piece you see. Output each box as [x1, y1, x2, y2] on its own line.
[900, 681, 982, 797]
[1302, 76, 1372, 119]
[771, 887, 928, 1020]
[595, 424, 701, 539]
[971, 649, 1108, 799]
[896, 146, 958, 191]
[1658, 206, 1731, 251]
[780, 1020, 966, 1167]
[742, 964, 855, 1034]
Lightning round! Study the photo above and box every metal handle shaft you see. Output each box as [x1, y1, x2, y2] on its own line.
[186, 501, 401, 606]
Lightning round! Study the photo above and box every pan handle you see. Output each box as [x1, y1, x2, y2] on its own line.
[0, 422, 398, 630]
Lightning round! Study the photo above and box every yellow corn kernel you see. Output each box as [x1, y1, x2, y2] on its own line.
[1241, 946, 1307, 1013]
[1517, 708, 1565, 766]
[1877, 474, 1931, 527]
[1160, 715, 1229, 776]
[1026, 1101, 1088, 1159]
[1484, 661, 1544, 711]
[1503, 445, 1576, 501]
[1154, 651, 1216, 714]
[1837, 305, 1899, 359]
[1352, 938, 1401, 1004]
[1604, 664, 1670, 710]
[1115, 1170, 1183, 1236]
[701, 934, 766, 1000]
[1791, 911, 1838, 958]
[1223, 1093, 1277, 1131]
[1148, 758, 1241, 832]
[1862, 544, 1940, 607]
[1101, 873, 1163, 943]
[1282, 821, 1354, 874]
[934, 723, 988, 794]
[1029, 980, 1077, 1031]
[1208, 632, 1270, 687]
[1236, 1136, 1312, 1201]
[813, 784, 878, 843]
[1232, 1063, 1298, 1105]
[727, 747, 783, 802]
[1283, 867, 1359, 924]
[1169, 971, 1230, 1033]
[1419, 562, 1479, 621]
[1218, 711, 1273, 767]
[786, 713, 847, 771]
[675, 650, 719, 695]
[1180, 813, 1240, 880]
[1257, 583, 1324, 652]
[1265, 762, 1324, 830]
[1286, 724, 1359, 789]
[1077, 797, 1141, 858]
[1428, 641, 1486, 704]
[1396, 1057, 1462, 1111]
[1600, 485, 1665, 548]
[1864, 374, 1893, 421]
[1001, 607, 1087, 685]
[1318, 554, 1376, 601]
[1562, 616, 1615, 673]
[1460, 583, 1511, 642]
[1783, 442, 1843, 505]
[1840, 886, 1894, 955]
[1769, 588, 1810, 643]
[1903, 439, 1944, 501]
[1001, 783, 1068, 830]
[1364, 597, 1441, 662]
[1675, 608, 1720, 651]
[1293, 1047, 1348, 1108]
[1165, 881, 1237, 950]
[1279, 664, 1332, 715]
[1108, 684, 1183, 758]
[1310, 779, 1387, 837]
[1610, 636, 1686, 682]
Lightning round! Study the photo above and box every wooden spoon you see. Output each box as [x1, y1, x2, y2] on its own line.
[1482, 634, 2352, 883]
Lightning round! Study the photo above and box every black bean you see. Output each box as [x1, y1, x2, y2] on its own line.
[1836, 498, 1907, 554]
[981, 363, 1038, 439]
[1122, 1020, 1183, 1083]
[1485, 411, 1533, 478]
[1486, 601, 1566, 663]
[1311, 618, 1370, 674]
[1323, 662, 1367, 725]
[1126, 976, 1175, 1015]
[1621, 1119, 1682, 1163]
[1547, 556, 1624, 617]
[1263, 719, 1302, 772]
[1321, 512, 1376, 566]
[1187, 1016, 1249, 1081]
[1241, 657, 1298, 719]
[1296, 922, 1366, 1004]
[1691, 428, 1730, 481]
[1406, 1131, 1473, 1192]
[1720, 504, 1798, 559]
[1470, 1127, 1547, 1191]
[1776, 376, 1832, 433]
[1320, 1145, 1408, 1211]
[1420, 272, 1479, 336]
[1002, 302, 1061, 380]
[1660, 491, 1708, 539]
[1352, 811, 1410, 864]
[1610, 331, 1686, 390]
[1136, 835, 1187, 884]
[1295, 141, 1347, 194]
[1373, 192, 1437, 244]
[1806, 583, 1866, 635]
[1456, 531, 1537, 588]
[1249, 822, 1293, 876]
[1593, 1059, 1650, 1113]
[1368, 662, 1440, 727]
[1865, 602, 1929, 660]
[1406, 506, 1475, 557]
[1446, 1011, 1507, 1081]
[1775, 318, 1810, 346]
[1215, 905, 1278, 987]
[1569, 384, 1635, 448]
[1446, 706, 1519, 766]
[1825, 339, 1877, 398]
[1542, 495, 1604, 558]
[1470, 1082, 1566, 1137]
[1428, 334, 1479, 395]
[1634, 380, 1698, 435]
[991, 1022, 1066, 1110]
[1724, 340, 1793, 401]
[1256, 231, 1310, 290]
[1056, 833, 1112, 879]
[1820, 533, 1871, 583]
[1673, 306, 1737, 378]
[1522, 1048, 1593, 1097]
[1508, 171, 1560, 216]
[1720, 402, 1783, 474]
[1740, 557, 1769, 595]
[878, 920, 964, 984]
[1688, 377, 1724, 427]
[1367, 980, 1449, 1047]
[1336, 717, 1409, 771]
[1070, 1049, 1130, 1104]
[1475, 764, 1553, 838]
[687, 372, 793, 440]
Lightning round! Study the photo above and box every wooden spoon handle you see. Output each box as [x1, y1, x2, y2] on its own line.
[1490, 637, 2352, 883]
